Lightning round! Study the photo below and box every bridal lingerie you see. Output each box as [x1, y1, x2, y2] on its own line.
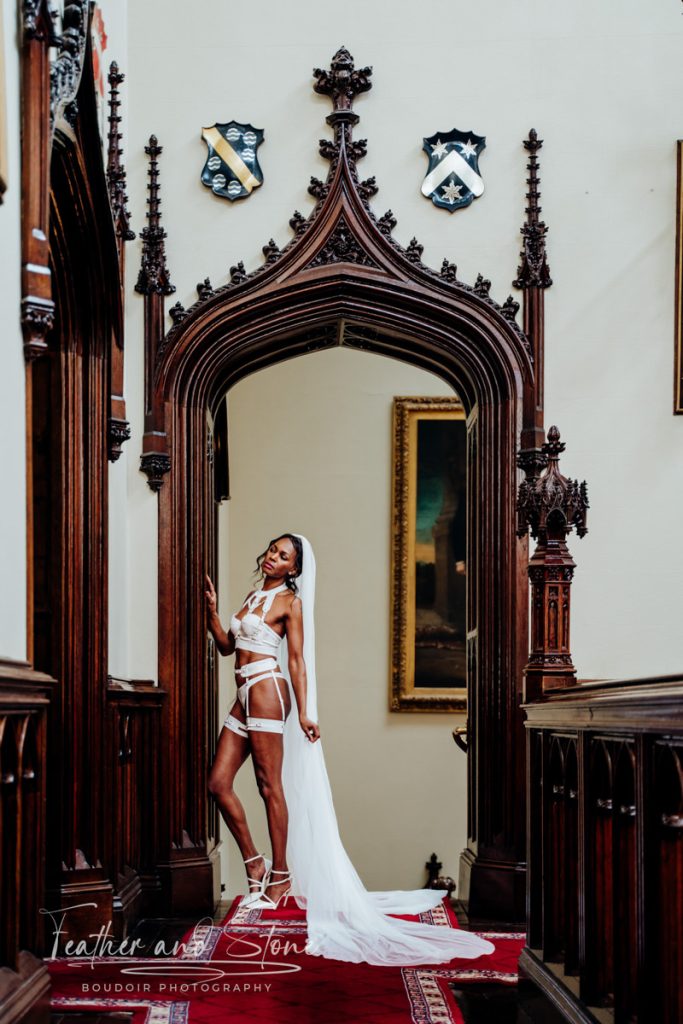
[223, 582, 289, 736]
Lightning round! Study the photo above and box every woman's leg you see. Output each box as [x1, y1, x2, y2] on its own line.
[208, 699, 268, 889]
[248, 676, 292, 901]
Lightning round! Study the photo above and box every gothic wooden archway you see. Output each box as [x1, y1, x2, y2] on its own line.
[142, 48, 538, 920]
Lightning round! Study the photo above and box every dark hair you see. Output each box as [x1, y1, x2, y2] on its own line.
[254, 533, 303, 594]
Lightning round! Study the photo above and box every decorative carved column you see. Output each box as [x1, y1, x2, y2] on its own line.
[136, 135, 175, 489]
[106, 61, 135, 463]
[517, 427, 589, 700]
[20, 0, 89, 362]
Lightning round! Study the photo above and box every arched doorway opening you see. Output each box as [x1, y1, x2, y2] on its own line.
[215, 346, 467, 899]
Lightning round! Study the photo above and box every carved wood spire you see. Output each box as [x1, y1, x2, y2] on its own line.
[135, 135, 175, 296]
[312, 47, 375, 194]
[515, 128, 552, 455]
[513, 129, 552, 290]
[137, 134, 174, 490]
[106, 61, 135, 244]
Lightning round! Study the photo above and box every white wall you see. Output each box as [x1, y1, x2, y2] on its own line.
[217, 348, 464, 896]
[0, 2, 27, 661]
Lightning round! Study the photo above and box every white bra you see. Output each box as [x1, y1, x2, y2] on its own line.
[230, 582, 288, 656]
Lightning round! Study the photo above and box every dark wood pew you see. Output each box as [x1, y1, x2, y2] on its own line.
[521, 674, 683, 1024]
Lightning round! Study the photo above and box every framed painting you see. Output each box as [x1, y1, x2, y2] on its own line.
[675, 140, 683, 413]
[0, 0, 7, 204]
[390, 396, 468, 712]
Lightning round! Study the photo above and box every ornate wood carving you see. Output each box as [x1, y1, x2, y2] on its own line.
[106, 62, 135, 463]
[522, 675, 683, 1024]
[145, 46, 535, 921]
[136, 134, 175, 489]
[136, 136, 174, 297]
[517, 427, 588, 699]
[20, 2, 58, 361]
[515, 129, 552, 455]
[106, 62, 135, 246]
[139, 453, 172, 493]
[514, 131, 552, 291]
[49, 1, 89, 132]
[20, 1, 90, 362]
[308, 216, 377, 268]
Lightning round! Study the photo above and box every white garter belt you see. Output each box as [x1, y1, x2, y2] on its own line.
[223, 658, 288, 737]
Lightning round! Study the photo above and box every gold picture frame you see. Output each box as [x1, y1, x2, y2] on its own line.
[390, 396, 468, 712]
[675, 141, 683, 413]
[0, 0, 7, 204]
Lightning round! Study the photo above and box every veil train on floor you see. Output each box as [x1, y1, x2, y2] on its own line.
[278, 534, 495, 966]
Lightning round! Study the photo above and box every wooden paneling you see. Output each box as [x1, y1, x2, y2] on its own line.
[0, 661, 54, 1024]
[522, 677, 683, 1023]
[105, 681, 166, 933]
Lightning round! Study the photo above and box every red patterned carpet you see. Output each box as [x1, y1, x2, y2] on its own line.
[48, 895, 524, 1023]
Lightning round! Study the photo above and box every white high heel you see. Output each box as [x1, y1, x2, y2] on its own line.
[240, 853, 272, 907]
[246, 868, 294, 910]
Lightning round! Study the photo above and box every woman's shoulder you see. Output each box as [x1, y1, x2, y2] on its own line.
[284, 589, 303, 613]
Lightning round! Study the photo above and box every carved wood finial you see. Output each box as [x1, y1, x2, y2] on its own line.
[513, 129, 552, 290]
[135, 135, 175, 296]
[106, 61, 135, 243]
[501, 295, 520, 322]
[262, 239, 281, 264]
[405, 237, 424, 264]
[377, 210, 397, 236]
[516, 426, 588, 540]
[229, 261, 247, 284]
[196, 277, 214, 301]
[312, 47, 373, 183]
[440, 259, 458, 283]
[169, 301, 187, 324]
[289, 210, 308, 236]
[313, 46, 372, 118]
[474, 273, 491, 297]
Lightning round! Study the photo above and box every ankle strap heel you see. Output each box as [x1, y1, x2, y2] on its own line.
[240, 853, 273, 907]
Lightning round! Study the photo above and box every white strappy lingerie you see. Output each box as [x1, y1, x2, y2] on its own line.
[223, 583, 289, 736]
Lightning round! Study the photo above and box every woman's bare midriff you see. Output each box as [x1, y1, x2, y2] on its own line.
[235, 647, 284, 670]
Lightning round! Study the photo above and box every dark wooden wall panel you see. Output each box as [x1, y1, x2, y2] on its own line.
[521, 679, 683, 1024]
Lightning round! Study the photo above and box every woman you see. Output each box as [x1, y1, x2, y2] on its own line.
[206, 532, 495, 966]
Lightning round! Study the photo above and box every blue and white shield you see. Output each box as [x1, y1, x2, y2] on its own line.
[200, 121, 264, 201]
[421, 129, 486, 212]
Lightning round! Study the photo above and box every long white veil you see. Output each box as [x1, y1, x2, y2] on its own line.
[279, 534, 495, 966]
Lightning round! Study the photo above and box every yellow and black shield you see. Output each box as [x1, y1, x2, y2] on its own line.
[200, 121, 264, 201]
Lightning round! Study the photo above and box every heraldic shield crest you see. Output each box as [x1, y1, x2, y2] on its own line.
[200, 121, 264, 201]
[421, 129, 486, 212]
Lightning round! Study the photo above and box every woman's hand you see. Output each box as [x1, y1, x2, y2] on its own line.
[205, 574, 218, 615]
[300, 714, 321, 743]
